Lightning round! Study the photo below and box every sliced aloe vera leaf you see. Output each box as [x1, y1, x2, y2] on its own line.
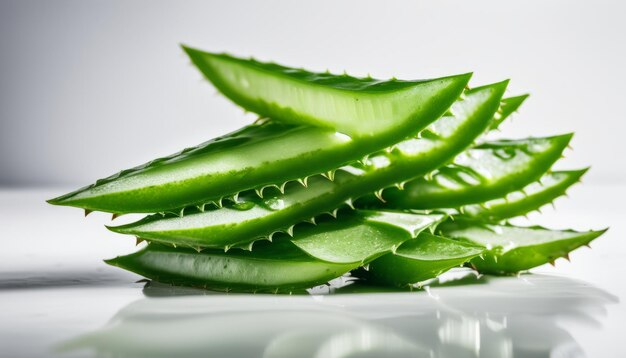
[109, 82, 507, 249]
[439, 221, 607, 274]
[48, 70, 469, 215]
[355, 94, 528, 209]
[461, 169, 588, 221]
[49, 123, 364, 214]
[48, 123, 348, 214]
[489, 94, 529, 130]
[291, 211, 446, 264]
[106, 211, 440, 292]
[184, 46, 471, 138]
[106, 240, 354, 293]
[381, 134, 573, 210]
[354, 233, 484, 286]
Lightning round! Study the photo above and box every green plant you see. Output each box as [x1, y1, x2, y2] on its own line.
[183, 46, 469, 137]
[353, 233, 485, 286]
[49, 46, 607, 292]
[359, 135, 572, 210]
[460, 169, 588, 221]
[107, 210, 443, 292]
[48, 54, 469, 214]
[106, 83, 506, 250]
[439, 220, 606, 274]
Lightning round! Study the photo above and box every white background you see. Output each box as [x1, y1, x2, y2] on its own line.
[1, 0, 624, 186]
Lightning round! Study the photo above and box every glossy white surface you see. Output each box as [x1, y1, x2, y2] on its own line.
[0, 186, 624, 357]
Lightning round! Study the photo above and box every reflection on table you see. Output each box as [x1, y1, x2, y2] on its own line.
[59, 271, 617, 358]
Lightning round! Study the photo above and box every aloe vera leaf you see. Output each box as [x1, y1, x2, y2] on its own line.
[461, 169, 588, 221]
[46, 122, 365, 214]
[489, 94, 529, 130]
[105, 211, 440, 292]
[439, 221, 607, 274]
[290, 211, 446, 264]
[379, 134, 573, 210]
[106, 241, 353, 293]
[48, 60, 470, 215]
[108, 82, 507, 249]
[184, 46, 471, 137]
[354, 94, 531, 209]
[353, 233, 485, 286]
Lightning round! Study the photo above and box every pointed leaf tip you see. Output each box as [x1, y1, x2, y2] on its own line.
[46, 197, 58, 205]
[560, 132, 575, 143]
[105, 224, 126, 234]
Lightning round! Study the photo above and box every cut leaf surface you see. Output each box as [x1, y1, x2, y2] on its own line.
[48, 123, 351, 213]
[354, 233, 484, 286]
[291, 211, 446, 264]
[109, 82, 507, 248]
[49, 50, 471, 214]
[381, 134, 573, 210]
[106, 240, 356, 293]
[184, 46, 471, 137]
[106, 210, 443, 292]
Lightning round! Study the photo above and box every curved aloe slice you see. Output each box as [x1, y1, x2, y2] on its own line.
[106, 241, 352, 293]
[109, 82, 507, 249]
[184, 46, 471, 137]
[48, 123, 352, 214]
[440, 221, 607, 274]
[461, 169, 588, 221]
[354, 233, 484, 286]
[291, 211, 446, 264]
[489, 94, 529, 130]
[48, 61, 469, 215]
[380, 134, 573, 210]
[106, 210, 442, 292]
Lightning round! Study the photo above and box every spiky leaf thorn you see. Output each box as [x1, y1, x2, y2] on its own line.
[254, 188, 264, 198]
[321, 170, 336, 181]
[375, 190, 386, 203]
[297, 177, 309, 187]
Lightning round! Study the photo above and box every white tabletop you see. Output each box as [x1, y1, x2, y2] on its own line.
[1, 186, 624, 357]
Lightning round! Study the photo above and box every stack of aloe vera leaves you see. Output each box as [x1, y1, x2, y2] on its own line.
[48, 46, 607, 293]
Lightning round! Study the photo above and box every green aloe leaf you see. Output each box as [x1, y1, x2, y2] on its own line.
[379, 134, 573, 209]
[108, 82, 507, 249]
[106, 210, 443, 292]
[439, 221, 607, 274]
[291, 211, 446, 264]
[354, 233, 484, 286]
[184, 46, 471, 137]
[461, 169, 588, 221]
[489, 94, 529, 130]
[48, 51, 470, 214]
[106, 240, 352, 293]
